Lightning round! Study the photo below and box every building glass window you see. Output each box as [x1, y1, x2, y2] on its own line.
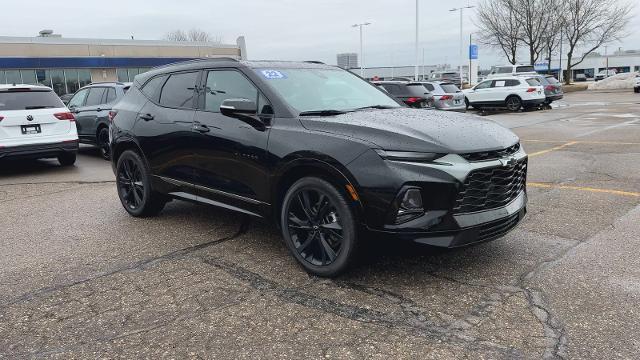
[50, 70, 66, 95]
[117, 69, 129, 82]
[128, 68, 140, 80]
[65, 69, 80, 94]
[78, 69, 92, 88]
[0, 71, 5, 84]
[36, 69, 52, 88]
[5, 70, 21, 84]
[21, 70, 37, 85]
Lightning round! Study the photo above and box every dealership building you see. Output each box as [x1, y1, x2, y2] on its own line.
[0, 31, 247, 96]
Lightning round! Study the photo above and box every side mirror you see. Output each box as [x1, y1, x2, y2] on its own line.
[220, 98, 265, 131]
[220, 98, 257, 117]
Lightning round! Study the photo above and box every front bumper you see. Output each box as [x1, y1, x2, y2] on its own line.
[0, 140, 78, 160]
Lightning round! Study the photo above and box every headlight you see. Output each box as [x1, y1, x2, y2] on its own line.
[374, 149, 445, 162]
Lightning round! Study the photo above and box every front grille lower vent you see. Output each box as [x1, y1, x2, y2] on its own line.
[459, 143, 521, 162]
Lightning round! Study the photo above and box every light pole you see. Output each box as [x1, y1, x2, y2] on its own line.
[352, 22, 371, 78]
[415, 0, 420, 81]
[450, 4, 474, 88]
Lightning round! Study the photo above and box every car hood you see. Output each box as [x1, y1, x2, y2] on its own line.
[299, 108, 519, 153]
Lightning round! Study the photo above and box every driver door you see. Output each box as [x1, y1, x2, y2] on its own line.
[191, 69, 273, 216]
[466, 80, 492, 103]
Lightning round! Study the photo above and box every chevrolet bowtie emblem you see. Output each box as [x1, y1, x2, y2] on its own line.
[500, 157, 517, 167]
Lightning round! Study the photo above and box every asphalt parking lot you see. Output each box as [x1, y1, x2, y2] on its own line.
[1, 90, 639, 359]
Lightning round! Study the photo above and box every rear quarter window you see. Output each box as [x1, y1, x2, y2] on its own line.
[526, 78, 542, 86]
[0, 90, 64, 111]
[516, 66, 535, 73]
[440, 83, 460, 93]
[159, 72, 198, 109]
[406, 84, 429, 96]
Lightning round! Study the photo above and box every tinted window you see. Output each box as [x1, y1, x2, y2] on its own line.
[105, 88, 117, 103]
[423, 83, 435, 91]
[68, 88, 89, 108]
[159, 72, 198, 108]
[85, 88, 106, 106]
[496, 67, 512, 74]
[545, 76, 560, 85]
[204, 70, 258, 112]
[0, 90, 65, 110]
[141, 75, 167, 102]
[516, 66, 535, 73]
[440, 83, 460, 93]
[505, 80, 520, 86]
[258, 93, 273, 115]
[406, 84, 429, 96]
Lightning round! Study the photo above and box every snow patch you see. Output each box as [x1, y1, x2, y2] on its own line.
[588, 72, 639, 90]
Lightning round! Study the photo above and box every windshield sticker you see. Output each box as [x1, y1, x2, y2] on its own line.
[261, 70, 287, 79]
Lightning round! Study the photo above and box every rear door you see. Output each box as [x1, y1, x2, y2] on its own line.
[0, 88, 71, 143]
[75, 87, 106, 139]
[135, 71, 199, 185]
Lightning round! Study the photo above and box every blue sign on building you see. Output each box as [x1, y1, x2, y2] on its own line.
[469, 45, 478, 60]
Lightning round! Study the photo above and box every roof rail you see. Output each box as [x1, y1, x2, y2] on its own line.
[304, 60, 326, 65]
[88, 81, 126, 86]
[150, 57, 240, 70]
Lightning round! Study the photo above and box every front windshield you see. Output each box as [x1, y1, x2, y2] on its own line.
[254, 68, 400, 113]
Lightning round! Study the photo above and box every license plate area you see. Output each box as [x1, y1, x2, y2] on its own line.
[21, 124, 41, 135]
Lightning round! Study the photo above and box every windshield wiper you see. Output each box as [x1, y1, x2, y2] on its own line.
[298, 109, 348, 116]
[353, 105, 397, 111]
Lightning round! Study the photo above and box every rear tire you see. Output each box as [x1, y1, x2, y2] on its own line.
[280, 177, 358, 277]
[505, 96, 522, 112]
[116, 150, 166, 217]
[58, 153, 76, 166]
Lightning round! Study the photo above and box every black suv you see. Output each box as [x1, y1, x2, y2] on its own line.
[67, 82, 130, 159]
[110, 59, 527, 277]
[373, 81, 434, 108]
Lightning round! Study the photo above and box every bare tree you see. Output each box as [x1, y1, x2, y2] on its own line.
[512, 0, 560, 65]
[539, 0, 565, 73]
[164, 28, 221, 43]
[562, 0, 632, 83]
[476, 0, 522, 65]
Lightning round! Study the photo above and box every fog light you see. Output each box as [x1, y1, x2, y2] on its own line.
[395, 188, 424, 224]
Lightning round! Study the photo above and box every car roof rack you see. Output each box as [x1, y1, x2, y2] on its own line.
[150, 57, 240, 70]
[88, 81, 126, 86]
[304, 61, 326, 65]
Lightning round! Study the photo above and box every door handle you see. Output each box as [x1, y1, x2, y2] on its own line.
[193, 123, 210, 133]
[96, 108, 103, 112]
[138, 113, 154, 121]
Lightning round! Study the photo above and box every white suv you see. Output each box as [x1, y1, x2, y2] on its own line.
[463, 76, 546, 112]
[0, 85, 78, 165]
[487, 64, 538, 79]
[634, 74, 640, 93]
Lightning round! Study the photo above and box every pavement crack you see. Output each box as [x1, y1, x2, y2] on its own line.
[0, 216, 251, 310]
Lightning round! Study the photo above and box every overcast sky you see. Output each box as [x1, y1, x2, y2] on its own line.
[2, 0, 640, 69]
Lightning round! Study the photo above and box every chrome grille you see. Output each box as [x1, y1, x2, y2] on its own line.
[453, 159, 527, 214]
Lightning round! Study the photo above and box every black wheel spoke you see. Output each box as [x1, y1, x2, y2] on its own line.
[286, 187, 345, 267]
[118, 158, 145, 210]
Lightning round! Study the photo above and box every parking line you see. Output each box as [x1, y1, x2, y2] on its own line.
[528, 182, 640, 198]
[527, 141, 578, 157]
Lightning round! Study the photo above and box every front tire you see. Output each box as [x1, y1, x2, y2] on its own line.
[97, 127, 111, 160]
[505, 96, 522, 112]
[58, 153, 76, 166]
[116, 150, 166, 217]
[280, 177, 358, 277]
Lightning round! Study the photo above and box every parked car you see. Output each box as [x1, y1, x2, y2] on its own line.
[66, 82, 131, 159]
[463, 76, 546, 111]
[487, 65, 537, 79]
[0, 84, 78, 165]
[420, 81, 466, 111]
[575, 73, 587, 82]
[522, 75, 564, 104]
[428, 71, 462, 85]
[634, 74, 640, 93]
[110, 58, 527, 277]
[595, 69, 617, 81]
[373, 81, 434, 108]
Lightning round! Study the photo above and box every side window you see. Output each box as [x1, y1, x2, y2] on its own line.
[141, 75, 167, 102]
[104, 88, 117, 103]
[423, 83, 435, 91]
[381, 84, 400, 95]
[159, 72, 198, 109]
[204, 70, 258, 112]
[505, 80, 520, 87]
[474, 80, 492, 90]
[258, 93, 273, 115]
[68, 88, 89, 108]
[492, 80, 507, 88]
[84, 88, 106, 106]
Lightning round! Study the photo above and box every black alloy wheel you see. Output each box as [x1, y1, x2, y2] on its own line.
[116, 150, 166, 217]
[97, 127, 111, 160]
[281, 177, 358, 277]
[505, 96, 522, 112]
